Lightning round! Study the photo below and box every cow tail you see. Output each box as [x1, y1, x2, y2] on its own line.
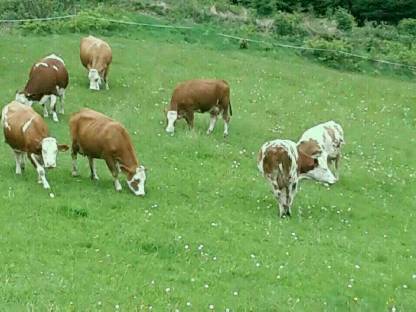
[229, 100, 233, 116]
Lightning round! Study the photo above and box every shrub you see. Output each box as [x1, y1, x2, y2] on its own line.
[333, 7, 355, 32]
[274, 11, 307, 38]
[398, 18, 416, 37]
[304, 37, 356, 69]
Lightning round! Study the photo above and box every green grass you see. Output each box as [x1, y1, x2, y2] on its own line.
[0, 30, 415, 311]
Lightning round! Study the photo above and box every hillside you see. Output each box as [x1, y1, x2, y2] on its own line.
[0, 30, 415, 310]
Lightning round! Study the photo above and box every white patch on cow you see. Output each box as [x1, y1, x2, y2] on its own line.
[41, 137, 59, 168]
[298, 120, 344, 183]
[45, 54, 65, 65]
[1, 105, 11, 130]
[52, 65, 59, 71]
[127, 165, 146, 196]
[207, 114, 217, 134]
[30, 153, 50, 189]
[35, 62, 49, 68]
[166, 110, 178, 133]
[88, 69, 101, 90]
[22, 116, 35, 133]
[15, 93, 32, 106]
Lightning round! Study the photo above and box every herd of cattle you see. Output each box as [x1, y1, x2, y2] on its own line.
[0, 35, 345, 217]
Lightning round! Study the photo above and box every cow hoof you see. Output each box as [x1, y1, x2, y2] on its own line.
[52, 115, 59, 123]
[91, 175, 99, 181]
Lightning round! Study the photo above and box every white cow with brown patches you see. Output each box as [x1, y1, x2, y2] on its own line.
[69, 109, 146, 196]
[298, 121, 345, 181]
[258, 138, 335, 217]
[80, 36, 112, 91]
[15, 54, 68, 122]
[1, 101, 69, 192]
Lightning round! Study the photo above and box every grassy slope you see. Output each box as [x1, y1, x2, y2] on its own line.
[0, 30, 415, 311]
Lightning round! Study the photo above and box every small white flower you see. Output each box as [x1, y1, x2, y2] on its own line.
[355, 264, 360, 269]
[198, 244, 204, 250]
[97, 301, 102, 306]
[165, 287, 171, 293]
[348, 284, 352, 288]
[256, 262, 260, 267]
[184, 245, 189, 250]
[209, 304, 214, 310]
[225, 308, 231, 312]
[115, 304, 120, 309]
[204, 284, 209, 289]
[250, 254, 256, 259]
[186, 302, 191, 307]
[213, 256, 217, 261]
[412, 274, 416, 279]
[403, 284, 408, 289]
[233, 291, 238, 296]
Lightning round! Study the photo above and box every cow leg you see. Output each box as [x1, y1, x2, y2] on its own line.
[88, 157, 99, 180]
[50, 95, 59, 122]
[207, 113, 218, 135]
[71, 143, 79, 177]
[184, 111, 194, 130]
[222, 110, 230, 137]
[104, 66, 110, 90]
[14, 150, 23, 175]
[30, 153, 50, 189]
[39, 95, 50, 118]
[334, 154, 340, 179]
[59, 89, 65, 114]
[104, 157, 122, 192]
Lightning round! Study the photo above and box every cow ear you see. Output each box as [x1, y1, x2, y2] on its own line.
[58, 144, 69, 152]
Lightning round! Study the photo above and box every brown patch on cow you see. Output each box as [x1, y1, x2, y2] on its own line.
[23, 57, 68, 101]
[297, 139, 321, 174]
[262, 146, 292, 189]
[324, 126, 336, 142]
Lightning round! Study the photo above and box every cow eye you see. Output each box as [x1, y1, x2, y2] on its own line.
[314, 158, 319, 167]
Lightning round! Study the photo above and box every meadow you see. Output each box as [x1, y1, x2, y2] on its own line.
[0, 28, 415, 311]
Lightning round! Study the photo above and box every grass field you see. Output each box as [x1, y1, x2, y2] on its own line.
[0, 29, 415, 311]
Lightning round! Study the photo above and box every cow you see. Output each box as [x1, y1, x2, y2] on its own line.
[1, 101, 69, 192]
[165, 79, 232, 137]
[15, 54, 68, 122]
[257, 138, 335, 217]
[298, 121, 345, 181]
[80, 35, 112, 91]
[69, 109, 146, 196]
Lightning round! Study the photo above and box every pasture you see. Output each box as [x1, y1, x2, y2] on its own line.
[0, 31, 415, 311]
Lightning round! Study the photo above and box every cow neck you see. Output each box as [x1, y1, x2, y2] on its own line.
[116, 144, 139, 179]
[296, 149, 309, 174]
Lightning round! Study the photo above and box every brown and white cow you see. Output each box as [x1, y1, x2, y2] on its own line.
[298, 120, 345, 180]
[1, 101, 69, 192]
[80, 36, 112, 91]
[69, 109, 146, 196]
[15, 54, 68, 122]
[257, 138, 334, 217]
[165, 79, 232, 136]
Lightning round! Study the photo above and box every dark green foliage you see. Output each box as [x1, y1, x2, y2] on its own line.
[334, 7, 355, 31]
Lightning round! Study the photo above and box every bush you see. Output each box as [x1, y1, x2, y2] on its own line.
[398, 18, 416, 37]
[304, 37, 356, 69]
[274, 11, 307, 38]
[333, 7, 355, 32]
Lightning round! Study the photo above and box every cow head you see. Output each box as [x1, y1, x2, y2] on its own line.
[165, 110, 178, 134]
[15, 91, 32, 106]
[40, 137, 69, 168]
[297, 139, 337, 184]
[126, 165, 147, 196]
[88, 69, 101, 90]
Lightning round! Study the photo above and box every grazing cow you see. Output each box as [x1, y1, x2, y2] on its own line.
[69, 109, 146, 196]
[80, 36, 112, 91]
[298, 121, 345, 180]
[165, 79, 232, 136]
[15, 54, 68, 122]
[1, 101, 69, 192]
[257, 138, 335, 217]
